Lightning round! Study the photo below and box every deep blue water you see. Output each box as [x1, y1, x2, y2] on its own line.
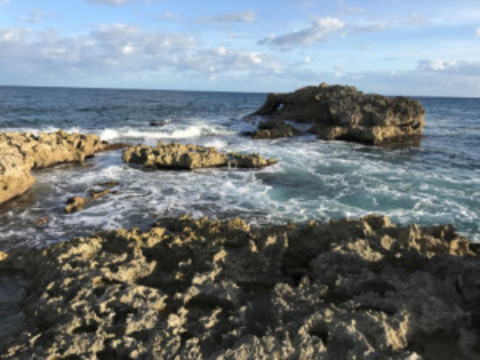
[0, 86, 479, 249]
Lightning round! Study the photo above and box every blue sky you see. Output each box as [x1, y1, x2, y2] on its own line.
[1, 0, 480, 96]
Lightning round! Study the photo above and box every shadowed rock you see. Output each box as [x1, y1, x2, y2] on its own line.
[252, 83, 426, 144]
[65, 196, 89, 213]
[0, 131, 125, 205]
[0, 214, 478, 359]
[123, 142, 277, 170]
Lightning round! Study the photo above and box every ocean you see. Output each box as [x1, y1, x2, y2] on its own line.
[0, 86, 479, 250]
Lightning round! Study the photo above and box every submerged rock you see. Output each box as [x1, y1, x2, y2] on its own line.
[65, 181, 120, 213]
[33, 217, 49, 227]
[0, 214, 478, 359]
[65, 196, 89, 213]
[0, 131, 123, 205]
[123, 142, 277, 169]
[252, 83, 426, 144]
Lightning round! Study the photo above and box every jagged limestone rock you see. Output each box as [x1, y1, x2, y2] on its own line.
[0, 131, 124, 205]
[0, 214, 478, 359]
[252, 83, 426, 144]
[123, 142, 277, 169]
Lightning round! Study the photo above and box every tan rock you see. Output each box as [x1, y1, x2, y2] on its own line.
[123, 141, 276, 169]
[0, 131, 121, 205]
[65, 196, 89, 213]
[33, 217, 49, 227]
[1, 214, 478, 359]
[252, 83, 426, 144]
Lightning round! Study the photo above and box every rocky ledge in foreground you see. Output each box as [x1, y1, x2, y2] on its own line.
[250, 83, 426, 144]
[123, 142, 277, 169]
[0, 214, 479, 359]
[0, 131, 126, 205]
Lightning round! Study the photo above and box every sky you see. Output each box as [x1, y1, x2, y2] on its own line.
[1, 0, 480, 96]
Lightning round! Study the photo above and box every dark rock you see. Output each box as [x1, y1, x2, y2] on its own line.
[149, 121, 166, 127]
[250, 120, 299, 139]
[252, 82, 426, 144]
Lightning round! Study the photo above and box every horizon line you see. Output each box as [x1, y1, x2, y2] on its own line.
[1, 83, 479, 100]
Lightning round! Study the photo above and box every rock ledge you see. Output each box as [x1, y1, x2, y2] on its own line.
[0, 131, 124, 205]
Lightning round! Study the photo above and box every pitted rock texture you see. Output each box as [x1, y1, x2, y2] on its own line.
[123, 142, 277, 169]
[0, 214, 479, 359]
[252, 83, 426, 144]
[0, 131, 121, 205]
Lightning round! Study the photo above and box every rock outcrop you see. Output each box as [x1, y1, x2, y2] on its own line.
[1, 214, 479, 359]
[0, 131, 125, 205]
[123, 142, 277, 169]
[252, 83, 426, 144]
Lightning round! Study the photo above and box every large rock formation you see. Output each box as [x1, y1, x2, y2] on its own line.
[123, 142, 277, 169]
[251, 83, 426, 144]
[0, 131, 125, 205]
[1, 215, 479, 359]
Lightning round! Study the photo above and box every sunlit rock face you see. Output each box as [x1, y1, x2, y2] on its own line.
[0, 131, 120, 205]
[123, 141, 277, 170]
[1, 214, 478, 359]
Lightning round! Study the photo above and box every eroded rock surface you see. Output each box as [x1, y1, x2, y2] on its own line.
[0, 214, 478, 359]
[123, 142, 277, 169]
[0, 131, 123, 205]
[252, 83, 426, 144]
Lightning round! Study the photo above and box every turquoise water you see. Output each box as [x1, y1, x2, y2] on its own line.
[0, 86, 478, 249]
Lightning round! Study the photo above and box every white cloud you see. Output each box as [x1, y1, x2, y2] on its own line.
[88, 0, 130, 5]
[156, 12, 178, 21]
[346, 7, 365, 14]
[418, 60, 457, 71]
[476, 27, 480, 36]
[0, 0, 10, 3]
[16, 9, 55, 24]
[259, 17, 345, 49]
[401, 13, 429, 26]
[0, 24, 281, 83]
[417, 60, 480, 77]
[201, 11, 257, 23]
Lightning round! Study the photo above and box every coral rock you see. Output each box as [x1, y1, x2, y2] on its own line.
[123, 142, 276, 169]
[0, 215, 478, 359]
[0, 131, 120, 205]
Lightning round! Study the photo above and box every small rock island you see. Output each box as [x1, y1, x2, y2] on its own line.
[250, 83, 426, 144]
[123, 142, 277, 169]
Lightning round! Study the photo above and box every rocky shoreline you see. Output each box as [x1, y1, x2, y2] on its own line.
[0, 215, 479, 359]
[249, 83, 426, 144]
[0, 131, 126, 206]
[0, 97, 477, 359]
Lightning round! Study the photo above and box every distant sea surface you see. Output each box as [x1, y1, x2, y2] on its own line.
[0, 86, 479, 249]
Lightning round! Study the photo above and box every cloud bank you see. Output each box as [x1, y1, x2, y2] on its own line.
[260, 17, 345, 49]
